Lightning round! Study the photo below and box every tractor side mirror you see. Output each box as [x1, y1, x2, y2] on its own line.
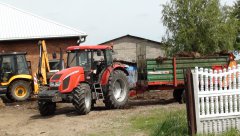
[97, 50, 102, 56]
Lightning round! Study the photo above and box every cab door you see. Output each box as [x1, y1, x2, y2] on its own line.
[0, 55, 16, 82]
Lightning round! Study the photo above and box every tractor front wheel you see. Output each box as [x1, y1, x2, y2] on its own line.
[9, 80, 32, 101]
[104, 70, 129, 109]
[38, 101, 56, 116]
[72, 83, 92, 115]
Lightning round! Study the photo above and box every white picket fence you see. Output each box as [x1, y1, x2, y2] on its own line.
[192, 65, 240, 134]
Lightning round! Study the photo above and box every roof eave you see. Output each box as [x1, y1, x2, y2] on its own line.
[0, 35, 88, 42]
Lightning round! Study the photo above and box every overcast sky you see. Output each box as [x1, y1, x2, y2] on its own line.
[0, 0, 236, 44]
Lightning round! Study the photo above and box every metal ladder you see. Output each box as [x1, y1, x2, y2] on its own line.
[93, 83, 104, 100]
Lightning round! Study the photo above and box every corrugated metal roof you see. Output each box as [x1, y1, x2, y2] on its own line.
[0, 3, 87, 41]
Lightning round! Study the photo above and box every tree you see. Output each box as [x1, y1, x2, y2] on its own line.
[232, 0, 240, 50]
[162, 0, 238, 55]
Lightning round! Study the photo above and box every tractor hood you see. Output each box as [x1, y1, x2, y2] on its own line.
[49, 67, 85, 93]
[51, 67, 84, 81]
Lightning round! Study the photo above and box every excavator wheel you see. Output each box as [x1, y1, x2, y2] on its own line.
[104, 70, 129, 109]
[72, 83, 92, 115]
[38, 101, 56, 116]
[9, 80, 32, 101]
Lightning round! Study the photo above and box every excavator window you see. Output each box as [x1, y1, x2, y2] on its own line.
[0, 56, 15, 82]
[16, 55, 30, 74]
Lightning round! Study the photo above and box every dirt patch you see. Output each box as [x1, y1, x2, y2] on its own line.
[0, 91, 181, 136]
[0, 98, 5, 108]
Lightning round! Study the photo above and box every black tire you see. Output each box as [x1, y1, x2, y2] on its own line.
[38, 101, 56, 116]
[173, 89, 185, 104]
[72, 83, 92, 115]
[9, 80, 32, 101]
[104, 70, 129, 109]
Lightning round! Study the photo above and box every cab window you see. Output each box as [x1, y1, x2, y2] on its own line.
[16, 55, 29, 74]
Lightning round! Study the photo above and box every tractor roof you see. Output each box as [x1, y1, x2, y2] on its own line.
[0, 52, 27, 56]
[67, 45, 112, 51]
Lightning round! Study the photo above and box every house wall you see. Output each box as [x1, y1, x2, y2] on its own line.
[102, 36, 165, 62]
[0, 37, 79, 74]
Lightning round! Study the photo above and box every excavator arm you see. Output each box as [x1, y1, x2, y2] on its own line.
[37, 40, 50, 85]
[33, 40, 50, 94]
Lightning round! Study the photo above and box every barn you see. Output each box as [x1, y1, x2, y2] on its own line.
[100, 34, 165, 62]
[0, 3, 87, 73]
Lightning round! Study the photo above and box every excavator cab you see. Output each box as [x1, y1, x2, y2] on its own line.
[0, 52, 33, 101]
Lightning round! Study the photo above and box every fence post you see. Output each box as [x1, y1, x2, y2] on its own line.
[185, 68, 196, 136]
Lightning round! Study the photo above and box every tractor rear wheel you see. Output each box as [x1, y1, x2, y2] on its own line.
[72, 83, 92, 115]
[104, 70, 129, 109]
[9, 80, 32, 101]
[38, 101, 56, 116]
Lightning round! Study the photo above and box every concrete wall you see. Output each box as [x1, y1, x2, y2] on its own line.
[103, 36, 165, 62]
[0, 37, 79, 74]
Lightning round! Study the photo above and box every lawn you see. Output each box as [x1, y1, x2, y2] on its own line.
[130, 106, 240, 136]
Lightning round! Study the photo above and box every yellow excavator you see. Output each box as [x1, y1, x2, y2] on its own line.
[0, 40, 63, 101]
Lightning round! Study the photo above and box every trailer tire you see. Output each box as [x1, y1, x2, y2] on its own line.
[9, 80, 32, 101]
[104, 70, 129, 109]
[72, 83, 92, 115]
[38, 101, 56, 116]
[173, 89, 185, 104]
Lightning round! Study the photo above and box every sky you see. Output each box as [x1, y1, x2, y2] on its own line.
[0, 0, 236, 44]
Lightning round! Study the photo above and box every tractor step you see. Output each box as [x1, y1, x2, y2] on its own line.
[93, 83, 104, 100]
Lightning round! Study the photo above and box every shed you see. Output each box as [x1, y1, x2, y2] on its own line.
[100, 34, 165, 62]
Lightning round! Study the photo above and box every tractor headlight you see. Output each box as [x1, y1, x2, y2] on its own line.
[50, 81, 61, 87]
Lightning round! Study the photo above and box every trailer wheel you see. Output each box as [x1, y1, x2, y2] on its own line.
[9, 80, 32, 101]
[72, 83, 92, 115]
[104, 70, 129, 109]
[173, 89, 185, 104]
[38, 101, 56, 116]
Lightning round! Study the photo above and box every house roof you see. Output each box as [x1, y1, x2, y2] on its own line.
[0, 3, 87, 41]
[100, 34, 162, 45]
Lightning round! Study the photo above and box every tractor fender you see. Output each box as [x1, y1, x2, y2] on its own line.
[100, 65, 129, 85]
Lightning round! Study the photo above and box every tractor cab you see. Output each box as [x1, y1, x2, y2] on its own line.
[66, 45, 113, 83]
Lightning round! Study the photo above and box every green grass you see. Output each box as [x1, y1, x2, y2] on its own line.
[130, 108, 188, 135]
[152, 109, 188, 136]
[130, 108, 240, 136]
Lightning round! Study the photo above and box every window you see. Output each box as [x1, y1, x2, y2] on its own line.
[16, 55, 29, 74]
[1, 56, 15, 82]
[67, 50, 91, 70]
[105, 50, 113, 66]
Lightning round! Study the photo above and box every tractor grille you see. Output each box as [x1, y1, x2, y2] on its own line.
[51, 74, 62, 80]
[63, 76, 70, 90]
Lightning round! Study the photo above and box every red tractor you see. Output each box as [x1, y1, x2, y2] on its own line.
[38, 45, 129, 116]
